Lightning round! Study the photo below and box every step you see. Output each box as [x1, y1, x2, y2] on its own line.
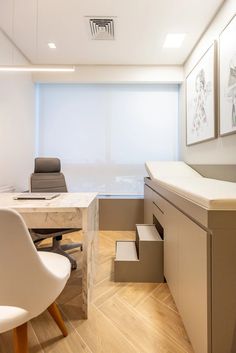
[135, 224, 162, 260]
[114, 224, 164, 283]
[114, 241, 139, 282]
[115, 241, 138, 261]
[136, 224, 162, 241]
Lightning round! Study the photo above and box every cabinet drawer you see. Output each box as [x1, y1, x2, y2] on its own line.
[152, 200, 164, 226]
[152, 192, 165, 213]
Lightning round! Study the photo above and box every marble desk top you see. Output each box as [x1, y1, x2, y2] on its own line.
[0, 193, 98, 213]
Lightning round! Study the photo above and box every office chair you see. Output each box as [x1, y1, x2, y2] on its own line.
[0, 208, 71, 353]
[30, 157, 82, 270]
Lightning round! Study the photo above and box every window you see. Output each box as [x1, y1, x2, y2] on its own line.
[36, 84, 179, 195]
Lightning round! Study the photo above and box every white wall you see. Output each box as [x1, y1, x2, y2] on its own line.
[0, 30, 35, 190]
[179, 0, 236, 164]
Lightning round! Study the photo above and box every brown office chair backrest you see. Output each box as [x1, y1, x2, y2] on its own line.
[31, 158, 67, 193]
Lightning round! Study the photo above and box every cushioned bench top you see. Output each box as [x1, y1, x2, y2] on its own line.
[145, 161, 236, 210]
[145, 161, 202, 179]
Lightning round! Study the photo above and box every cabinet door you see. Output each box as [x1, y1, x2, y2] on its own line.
[164, 202, 180, 306]
[178, 212, 210, 353]
[164, 202, 210, 353]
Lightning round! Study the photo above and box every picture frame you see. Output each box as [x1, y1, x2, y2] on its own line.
[219, 14, 236, 136]
[186, 42, 216, 146]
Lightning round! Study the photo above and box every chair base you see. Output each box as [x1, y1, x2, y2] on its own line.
[61, 243, 83, 252]
[37, 238, 82, 270]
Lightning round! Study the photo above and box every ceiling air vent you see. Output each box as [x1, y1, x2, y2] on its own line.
[88, 17, 115, 40]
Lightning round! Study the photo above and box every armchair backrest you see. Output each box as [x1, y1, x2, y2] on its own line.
[0, 209, 59, 313]
[31, 157, 67, 192]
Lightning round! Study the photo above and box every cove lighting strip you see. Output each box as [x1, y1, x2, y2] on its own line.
[0, 66, 75, 72]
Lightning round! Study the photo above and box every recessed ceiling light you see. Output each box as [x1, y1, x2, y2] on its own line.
[48, 42, 56, 49]
[163, 33, 186, 48]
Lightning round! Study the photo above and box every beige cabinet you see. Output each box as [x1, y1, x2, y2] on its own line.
[145, 183, 210, 353]
[144, 177, 236, 353]
[178, 211, 210, 353]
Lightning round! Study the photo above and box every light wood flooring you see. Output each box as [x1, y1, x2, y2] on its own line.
[0, 231, 194, 353]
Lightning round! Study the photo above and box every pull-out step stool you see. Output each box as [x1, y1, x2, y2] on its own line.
[114, 224, 164, 282]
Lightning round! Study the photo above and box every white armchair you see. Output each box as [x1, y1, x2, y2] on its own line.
[0, 208, 71, 353]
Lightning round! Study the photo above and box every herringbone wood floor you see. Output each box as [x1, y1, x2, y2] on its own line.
[0, 231, 194, 353]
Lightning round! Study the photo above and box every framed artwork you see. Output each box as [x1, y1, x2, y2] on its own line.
[219, 15, 236, 136]
[186, 42, 216, 146]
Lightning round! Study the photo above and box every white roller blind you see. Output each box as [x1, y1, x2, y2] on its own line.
[36, 84, 179, 194]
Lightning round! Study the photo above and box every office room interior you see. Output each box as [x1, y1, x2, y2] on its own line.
[0, 0, 236, 353]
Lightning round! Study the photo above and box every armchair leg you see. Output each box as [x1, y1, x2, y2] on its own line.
[13, 322, 28, 353]
[47, 302, 68, 337]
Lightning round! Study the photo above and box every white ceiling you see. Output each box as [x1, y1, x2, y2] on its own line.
[0, 0, 224, 65]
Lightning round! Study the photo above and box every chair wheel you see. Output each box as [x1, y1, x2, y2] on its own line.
[71, 261, 77, 270]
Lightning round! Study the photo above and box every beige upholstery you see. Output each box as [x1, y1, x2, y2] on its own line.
[145, 161, 202, 180]
[0, 208, 70, 334]
[30, 157, 82, 269]
[145, 161, 236, 210]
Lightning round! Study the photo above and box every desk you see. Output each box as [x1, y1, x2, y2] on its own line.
[0, 192, 98, 319]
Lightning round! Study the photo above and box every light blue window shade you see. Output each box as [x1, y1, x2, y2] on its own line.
[36, 84, 179, 195]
